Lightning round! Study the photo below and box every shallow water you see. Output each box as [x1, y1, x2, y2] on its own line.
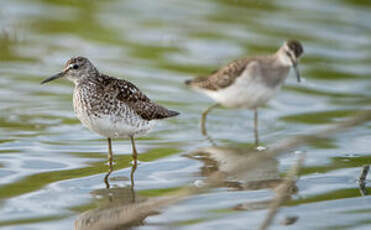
[0, 0, 370, 229]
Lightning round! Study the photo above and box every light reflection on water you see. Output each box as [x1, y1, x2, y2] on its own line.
[0, 0, 370, 229]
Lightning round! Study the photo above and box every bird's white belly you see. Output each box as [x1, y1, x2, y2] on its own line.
[73, 91, 155, 138]
[83, 114, 155, 138]
[203, 76, 279, 109]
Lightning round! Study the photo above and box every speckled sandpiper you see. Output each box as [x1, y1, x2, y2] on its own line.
[42, 56, 179, 177]
[185, 40, 304, 146]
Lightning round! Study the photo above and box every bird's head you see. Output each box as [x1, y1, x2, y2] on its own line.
[41, 56, 98, 85]
[278, 40, 304, 82]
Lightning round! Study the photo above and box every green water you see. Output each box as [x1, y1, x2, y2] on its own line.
[0, 0, 370, 229]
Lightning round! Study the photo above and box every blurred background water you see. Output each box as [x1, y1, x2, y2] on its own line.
[0, 0, 370, 229]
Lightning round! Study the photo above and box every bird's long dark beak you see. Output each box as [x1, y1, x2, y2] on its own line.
[41, 71, 65, 84]
[293, 63, 301, 83]
[289, 56, 301, 83]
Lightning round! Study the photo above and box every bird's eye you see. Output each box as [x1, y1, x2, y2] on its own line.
[73, 64, 79, 69]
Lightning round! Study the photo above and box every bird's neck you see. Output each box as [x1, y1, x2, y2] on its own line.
[274, 48, 292, 67]
[257, 53, 291, 88]
[73, 70, 101, 86]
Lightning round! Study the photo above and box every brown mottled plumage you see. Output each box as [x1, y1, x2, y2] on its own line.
[42, 56, 179, 174]
[83, 73, 179, 121]
[185, 58, 249, 91]
[185, 40, 304, 146]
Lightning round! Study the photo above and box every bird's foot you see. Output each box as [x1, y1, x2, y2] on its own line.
[256, 145, 267, 151]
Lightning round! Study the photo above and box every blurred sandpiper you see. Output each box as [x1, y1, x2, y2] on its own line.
[185, 40, 304, 146]
[42, 57, 179, 176]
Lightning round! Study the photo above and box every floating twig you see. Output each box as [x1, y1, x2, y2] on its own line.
[258, 153, 305, 230]
[359, 165, 369, 196]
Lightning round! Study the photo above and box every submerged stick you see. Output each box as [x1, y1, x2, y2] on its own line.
[227, 110, 371, 176]
[359, 165, 369, 196]
[258, 154, 305, 230]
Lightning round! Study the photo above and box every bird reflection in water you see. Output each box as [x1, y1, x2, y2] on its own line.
[186, 145, 298, 211]
[75, 165, 151, 230]
[104, 161, 137, 191]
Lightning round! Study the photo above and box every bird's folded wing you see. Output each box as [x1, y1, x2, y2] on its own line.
[187, 58, 251, 91]
[106, 76, 178, 120]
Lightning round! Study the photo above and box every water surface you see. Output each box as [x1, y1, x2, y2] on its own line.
[0, 0, 370, 229]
